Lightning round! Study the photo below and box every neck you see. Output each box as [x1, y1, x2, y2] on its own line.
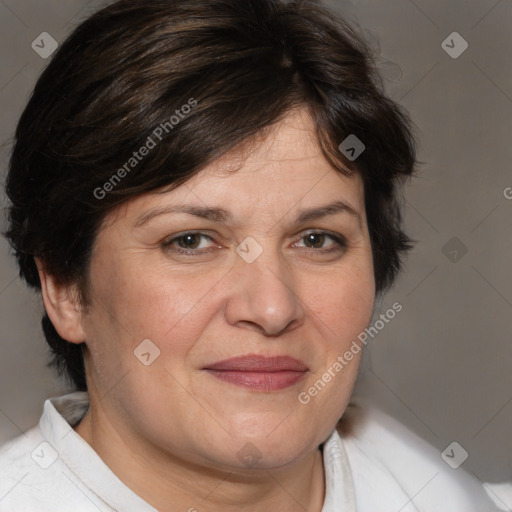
[74, 403, 326, 512]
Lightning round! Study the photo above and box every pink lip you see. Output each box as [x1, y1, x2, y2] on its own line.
[203, 355, 309, 391]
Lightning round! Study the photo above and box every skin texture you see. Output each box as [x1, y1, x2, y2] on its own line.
[38, 107, 376, 512]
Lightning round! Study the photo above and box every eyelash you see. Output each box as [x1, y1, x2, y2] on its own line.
[161, 231, 347, 256]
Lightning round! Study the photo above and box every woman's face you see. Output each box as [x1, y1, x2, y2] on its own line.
[78, 107, 375, 471]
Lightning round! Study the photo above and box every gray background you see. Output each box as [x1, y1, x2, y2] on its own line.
[0, 0, 511, 503]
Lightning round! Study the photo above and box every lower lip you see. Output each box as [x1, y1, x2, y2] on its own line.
[204, 370, 307, 391]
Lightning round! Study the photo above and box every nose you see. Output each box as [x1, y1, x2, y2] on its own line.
[224, 248, 305, 337]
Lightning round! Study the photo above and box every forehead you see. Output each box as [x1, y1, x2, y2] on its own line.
[206, 107, 352, 176]
[103, 107, 364, 228]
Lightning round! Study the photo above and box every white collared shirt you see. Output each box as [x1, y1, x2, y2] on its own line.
[0, 392, 499, 511]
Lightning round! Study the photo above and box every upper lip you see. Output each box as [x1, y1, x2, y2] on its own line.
[204, 354, 309, 372]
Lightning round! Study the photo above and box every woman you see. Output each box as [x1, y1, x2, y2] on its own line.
[0, 0, 498, 510]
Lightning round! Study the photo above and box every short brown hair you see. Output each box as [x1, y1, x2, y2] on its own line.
[4, 0, 417, 391]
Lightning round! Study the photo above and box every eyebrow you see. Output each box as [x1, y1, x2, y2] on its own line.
[295, 200, 361, 225]
[133, 200, 361, 228]
[133, 205, 232, 228]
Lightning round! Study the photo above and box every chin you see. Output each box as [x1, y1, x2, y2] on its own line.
[201, 425, 321, 472]
[215, 442, 313, 473]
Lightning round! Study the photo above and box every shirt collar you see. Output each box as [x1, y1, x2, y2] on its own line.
[40, 391, 157, 512]
[321, 427, 357, 512]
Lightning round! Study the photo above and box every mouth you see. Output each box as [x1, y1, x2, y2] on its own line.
[202, 354, 309, 391]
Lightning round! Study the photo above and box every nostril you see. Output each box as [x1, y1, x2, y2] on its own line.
[235, 320, 267, 334]
[235, 318, 298, 337]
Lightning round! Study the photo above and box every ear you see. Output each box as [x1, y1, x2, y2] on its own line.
[36, 258, 86, 344]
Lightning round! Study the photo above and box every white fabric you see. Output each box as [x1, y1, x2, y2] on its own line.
[0, 392, 498, 511]
[485, 482, 512, 511]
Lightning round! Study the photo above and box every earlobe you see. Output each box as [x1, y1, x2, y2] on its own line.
[36, 258, 86, 344]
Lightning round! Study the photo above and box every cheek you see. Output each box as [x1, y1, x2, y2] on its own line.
[306, 258, 375, 343]
[88, 257, 224, 355]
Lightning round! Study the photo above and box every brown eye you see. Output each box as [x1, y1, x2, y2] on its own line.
[162, 232, 216, 254]
[303, 233, 326, 248]
[293, 231, 347, 254]
[177, 233, 202, 249]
